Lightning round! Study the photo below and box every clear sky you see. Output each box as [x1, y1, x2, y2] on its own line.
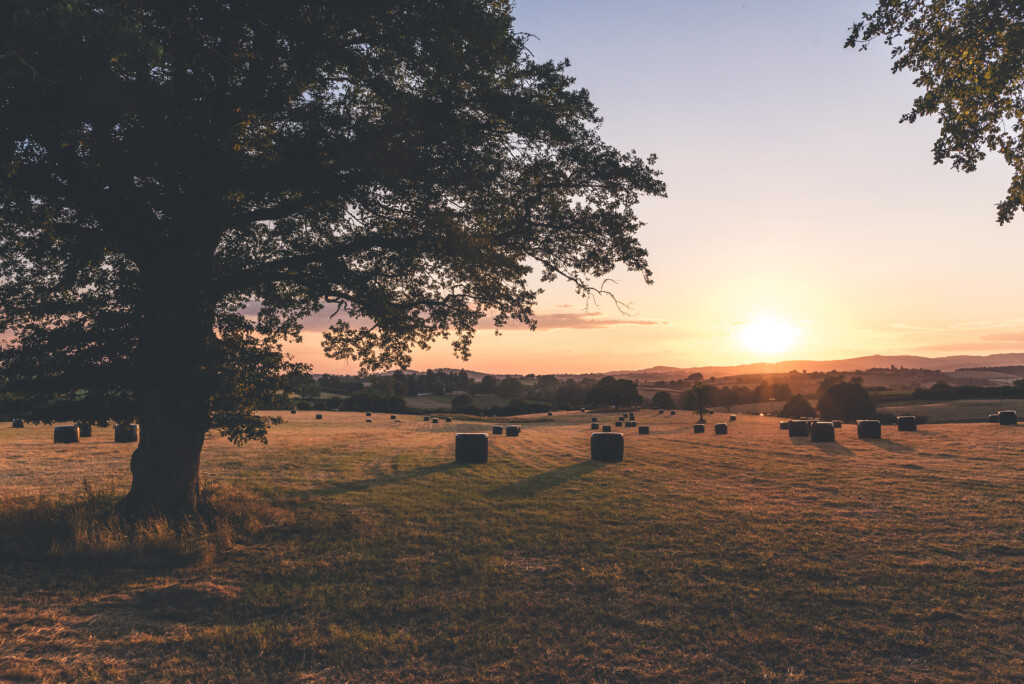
[296, 0, 1024, 375]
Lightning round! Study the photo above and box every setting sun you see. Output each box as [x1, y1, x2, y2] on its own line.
[738, 317, 799, 355]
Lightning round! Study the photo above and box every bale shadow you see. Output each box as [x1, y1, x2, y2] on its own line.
[810, 442, 854, 456]
[303, 461, 465, 496]
[486, 461, 604, 499]
[873, 438, 915, 454]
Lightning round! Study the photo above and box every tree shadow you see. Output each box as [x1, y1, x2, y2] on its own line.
[486, 461, 604, 499]
[303, 461, 465, 496]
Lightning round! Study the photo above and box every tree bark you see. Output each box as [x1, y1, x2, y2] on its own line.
[118, 266, 216, 519]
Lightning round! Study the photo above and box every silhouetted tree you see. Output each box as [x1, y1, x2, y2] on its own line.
[651, 391, 675, 410]
[0, 1, 664, 516]
[849, 1, 1024, 223]
[497, 377, 524, 399]
[476, 376, 500, 396]
[584, 377, 642, 408]
[778, 394, 817, 419]
[816, 381, 876, 422]
[684, 382, 714, 422]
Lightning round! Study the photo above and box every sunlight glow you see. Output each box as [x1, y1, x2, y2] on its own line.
[738, 317, 799, 355]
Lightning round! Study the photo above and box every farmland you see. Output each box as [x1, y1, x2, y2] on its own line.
[2, 411, 1024, 680]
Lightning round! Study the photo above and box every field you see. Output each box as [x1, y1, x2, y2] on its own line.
[3, 411, 1024, 680]
[882, 398, 1024, 423]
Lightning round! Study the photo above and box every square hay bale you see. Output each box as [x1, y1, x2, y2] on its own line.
[455, 433, 488, 464]
[547, 411, 553, 416]
[811, 421, 836, 443]
[832, 420, 842, 428]
[432, 418, 439, 424]
[625, 421, 637, 428]
[114, 423, 140, 443]
[693, 423, 705, 434]
[989, 413, 999, 423]
[12, 419, 24, 428]
[446, 417, 452, 423]
[591, 423, 600, 430]
[506, 425, 521, 437]
[658, 409, 664, 414]
[365, 412, 372, 417]
[366, 419, 373, 423]
[77, 423, 93, 438]
[708, 410, 715, 414]
[602, 425, 612, 432]
[670, 410, 676, 415]
[591, 432, 624, 463]
[629, 413, 636, 421]
[714, 423, 728, 435]
[492, 425, 503, 435]
[779, 421, 789, 430]
[391, 415, 397, 420]
[998, 410, 1018, 426]
[897, 416, 917, 432]
[615, 421, 624, 427]
[423, 416, 431, 421]
[290, 409, 297, 414]
[638, 425, 650, 435]
[788, 420, 810, 438]
[857, 420, 882, 439]
[729, 415, 737, 421]
[53, 425, 79, 444]
[315, 414, 323, 420]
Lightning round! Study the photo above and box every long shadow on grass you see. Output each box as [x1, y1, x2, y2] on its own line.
[810, 442, 854, 456]
[873, 438, 915, 453]
[301, 461, 466, 496]
[485, 460, 604, 499]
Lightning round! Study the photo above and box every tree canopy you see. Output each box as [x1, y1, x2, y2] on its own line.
[0, 0, 664, 515]
[848, 1, 1024, 223]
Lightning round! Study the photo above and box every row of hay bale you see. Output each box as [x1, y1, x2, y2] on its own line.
[51, 423, 139, 444]
[988, 410, 1017, 425]
[777, 417, 924, 441]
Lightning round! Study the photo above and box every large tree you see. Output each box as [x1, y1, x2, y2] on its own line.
[848, 1, 1024, 223]
[0, 1, 665, 516]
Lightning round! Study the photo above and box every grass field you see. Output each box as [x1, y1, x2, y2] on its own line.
[882, 398, 1024, 423]
[3, 411, 1024, 680]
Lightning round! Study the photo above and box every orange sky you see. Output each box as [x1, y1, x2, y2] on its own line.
[294, 1, 1024, 375]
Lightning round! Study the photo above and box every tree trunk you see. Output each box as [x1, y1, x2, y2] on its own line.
[118, 270, 215, 519]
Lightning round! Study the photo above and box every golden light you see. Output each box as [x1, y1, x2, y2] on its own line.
[738, 317, 798, 355]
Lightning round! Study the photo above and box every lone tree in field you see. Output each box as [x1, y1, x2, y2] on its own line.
[816, 381, 877, 422]
[849, 1, 1024, 223]
[0, 1, 665, 516]
[684, 382, 714, 422]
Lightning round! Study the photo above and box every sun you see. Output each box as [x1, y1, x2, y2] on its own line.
[738, 317, 798, 355]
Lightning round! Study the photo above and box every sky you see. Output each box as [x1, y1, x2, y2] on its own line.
[296, 0, 1024, 376]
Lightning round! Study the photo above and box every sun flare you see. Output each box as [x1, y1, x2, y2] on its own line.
[738, 317, 798, 355]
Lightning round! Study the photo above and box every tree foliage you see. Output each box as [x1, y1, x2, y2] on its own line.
[816, 381, 877, 422]
[778, 394, 816, 419]
[849, 1, 1024, 223]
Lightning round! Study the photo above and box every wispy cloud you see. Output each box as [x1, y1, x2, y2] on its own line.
[527, 312, 668, 331]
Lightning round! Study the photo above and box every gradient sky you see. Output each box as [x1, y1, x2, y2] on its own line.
[297, 0, 1024, 375]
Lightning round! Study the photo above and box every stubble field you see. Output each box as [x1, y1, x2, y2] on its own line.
[2, 410, 1024, 681]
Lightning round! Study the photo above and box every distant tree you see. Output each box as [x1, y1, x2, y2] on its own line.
[478, 376, 500, 396]
[778, 394, 817, 419]
[686, 372, 704, 382]
[816, 382, 876, 422]
[0, 1, 663, 516]
[497, 377, 524, 399]
[848, 1, 1024, 223]
[451, 394, 477, 414]
[651, 390, 676, 410]
[684, 382, 714, 422]
[584, 377, 642, 408]
[815, 374, 845, 398]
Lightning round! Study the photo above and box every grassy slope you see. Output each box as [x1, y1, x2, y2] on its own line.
[2, 412, 1024, 680]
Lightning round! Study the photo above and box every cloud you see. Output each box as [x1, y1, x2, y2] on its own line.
[979, 331, 1024, 342]
[527, 312, 668, 331]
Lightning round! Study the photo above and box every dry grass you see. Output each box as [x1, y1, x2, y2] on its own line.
[2, 410, 1024, 681]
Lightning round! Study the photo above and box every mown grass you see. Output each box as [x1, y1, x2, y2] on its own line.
[2, 411, 1024, 680]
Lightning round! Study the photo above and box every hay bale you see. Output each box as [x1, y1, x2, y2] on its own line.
[114, 423, 139, 443]
[365, 412, 372, 417]
[625, 421, 637, 428]
[77, 423, 93, 438]
[693, 424, 705, 434]
[779, 421, 789, 430]
[11, 419, 23, 428]
[999, 410, 1018, 425]
[492, 425, 503, 435]
[391, 415, 397, 420]
[788, 420, 810, 437]
[832, 420, 842, 428]
[315, 414, 323, 420]
[629, 413, 636, 421]
[290, 409, 297, 414]
[455, 433, 488, 464]
[638, 425, 650, 435]
[857, 420, 882, 439]
[670, 410, 676, 416]
[366, 419, 373, 423]
[614, 421, 624, 427]
[714, 423, 728, 435]
[591, 423, 600, 430]
[446, 417, 452, 423]
[432, 418, 439, 424]
[658, 409, 664, 414]
[547, 411, 553, 416]
[708, 410, 715, 414]
[591, 432, 624, 463]
[423, 416, 431, 421]
[897, 416, 917, 432]
[729, 415, 737, 422]
[989, 413, 999, 423]
[602, 425, 612, 432]
[53, 425, 79, 444]
[506, 425, 521, 437]
[591, 417, 599, 423]
[811, 421, 836, 443]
